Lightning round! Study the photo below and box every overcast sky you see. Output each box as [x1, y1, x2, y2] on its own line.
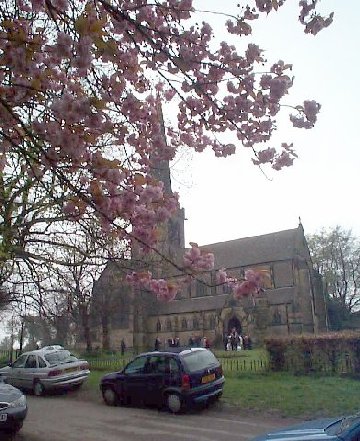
[171, 0, 360, 246]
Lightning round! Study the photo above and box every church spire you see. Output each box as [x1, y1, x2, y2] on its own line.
[151, 97, 185, 253]
[150, 97, 172, 195]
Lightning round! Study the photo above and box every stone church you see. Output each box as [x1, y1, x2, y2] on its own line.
[90, 156, 328, 352]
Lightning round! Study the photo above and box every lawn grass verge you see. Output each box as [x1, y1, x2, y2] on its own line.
[224, 372, 360, 418]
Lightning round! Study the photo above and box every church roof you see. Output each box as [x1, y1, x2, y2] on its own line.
[200, 226, 307, 269]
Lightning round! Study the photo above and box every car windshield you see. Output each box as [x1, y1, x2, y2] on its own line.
[337, 415, 360, 434]
[44, 350, 78, 365]
[181, 350, 219, 373]
[324, 415, 360, 436]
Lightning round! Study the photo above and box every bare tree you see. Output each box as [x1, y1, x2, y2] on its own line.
[307, 226, 360, 312]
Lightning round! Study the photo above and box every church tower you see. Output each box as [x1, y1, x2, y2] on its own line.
[149, 101, 185, 259]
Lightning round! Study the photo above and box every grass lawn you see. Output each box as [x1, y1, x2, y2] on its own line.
[224, 372, 360, 418]
[84, 368, 360, 419]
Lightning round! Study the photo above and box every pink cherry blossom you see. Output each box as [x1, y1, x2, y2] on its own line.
[183, 243, 215, 272]
[0, 0, 333, 302]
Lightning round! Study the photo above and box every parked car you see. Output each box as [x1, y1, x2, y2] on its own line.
[100, 347, 225, 413]
[0, 376, 27, 434]
[0, 346, 90, 396]
[252, 414, 360, 441]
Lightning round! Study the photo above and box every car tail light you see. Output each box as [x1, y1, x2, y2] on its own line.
[181, 374, 191, 390]
[80, 363, 89, 370]
[48, 369, 62, 377]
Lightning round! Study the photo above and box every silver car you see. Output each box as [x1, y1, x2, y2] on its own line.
[0, 346, 90, 396]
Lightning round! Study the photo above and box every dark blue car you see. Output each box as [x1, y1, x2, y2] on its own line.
[100, 347, 225, 413]
[253, 414, 360, 441]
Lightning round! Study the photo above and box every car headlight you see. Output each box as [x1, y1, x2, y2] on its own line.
[8, 394, 27, 408]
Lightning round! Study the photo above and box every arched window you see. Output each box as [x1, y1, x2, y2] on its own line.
[196, 280, 207, 297]
[181, 317, 187, 330]
[192, 316, 200, 330]
[272, 309, 282, 325]
[222, 284, 232, 294]
[202, 316, 207, 329]
[166, 318, 172, 331]
[156, 319, 162, 332]
[209, 315, 216, 329]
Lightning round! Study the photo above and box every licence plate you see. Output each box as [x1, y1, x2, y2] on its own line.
[0, 414, 7, 422]
[201, 373, 215, 384]
[66, 367, 79, 373]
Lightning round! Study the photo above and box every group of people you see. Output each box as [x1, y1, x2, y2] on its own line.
[123, 330, 250, 353]
[224, 328, 252, 351]
[188, 335, 210, 348]
[153, 335, 211, 351]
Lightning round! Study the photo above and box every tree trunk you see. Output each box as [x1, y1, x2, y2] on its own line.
[101, 313, 110, 351]
[80, 306, 92, 352]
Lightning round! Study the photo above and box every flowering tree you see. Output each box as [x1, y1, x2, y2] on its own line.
[0, 0, 332, 300]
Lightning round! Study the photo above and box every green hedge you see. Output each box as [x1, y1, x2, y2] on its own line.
[265, 331, 360, 374]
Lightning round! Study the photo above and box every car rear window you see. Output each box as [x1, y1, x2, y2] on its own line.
[181, 350, 219, 373]
[44, 350, 78, 365]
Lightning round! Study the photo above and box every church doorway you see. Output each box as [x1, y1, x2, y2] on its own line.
[227, 316, 241, 335]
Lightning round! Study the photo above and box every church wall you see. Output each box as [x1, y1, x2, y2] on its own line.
[86, 226, 328, 352]
[144, 257, 321, 348]
[273, 261, 294, 287]
[146, 310, 219, 349]
[292, 262, 315, 333]
[311, 270, 328, 331]
[266, 287, 295, 304]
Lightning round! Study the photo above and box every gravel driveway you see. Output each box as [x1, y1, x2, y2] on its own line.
[3, 388, 300, 441]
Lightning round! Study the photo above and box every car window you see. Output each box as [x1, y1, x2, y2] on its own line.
[124, 356, 147, 374]
[12, 354, 27, 368]
[169, 357, 180, 374]
[44, 350, 78, 365]
[156, 356, 168, 373]
[181, 350, 219, 373]
[25, 355, 37, 369]
[38, 357, 47, 368]
[145, 355, 168, 374]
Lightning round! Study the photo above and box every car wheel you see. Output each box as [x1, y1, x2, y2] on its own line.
[166, 393, 182, 414]
[102, 386, 118, 406]
[10, 421, 23, 433]
[33, 380, 45, 396]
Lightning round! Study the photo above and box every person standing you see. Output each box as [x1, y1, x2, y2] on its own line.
[226, 334, 232, 351]
[223, 334, 228, 351]
[154, 337, 161, 351]
[230, 331, 237, 351]
[120, 339, 126, 356]
[237, 335, 243, 351]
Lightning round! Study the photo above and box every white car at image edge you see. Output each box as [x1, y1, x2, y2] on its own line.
[0, 346, 90, 396]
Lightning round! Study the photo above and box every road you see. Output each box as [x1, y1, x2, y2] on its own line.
[3, 395, 299, 441]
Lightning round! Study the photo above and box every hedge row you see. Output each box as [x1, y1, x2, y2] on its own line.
[264, 331, 360, 374]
